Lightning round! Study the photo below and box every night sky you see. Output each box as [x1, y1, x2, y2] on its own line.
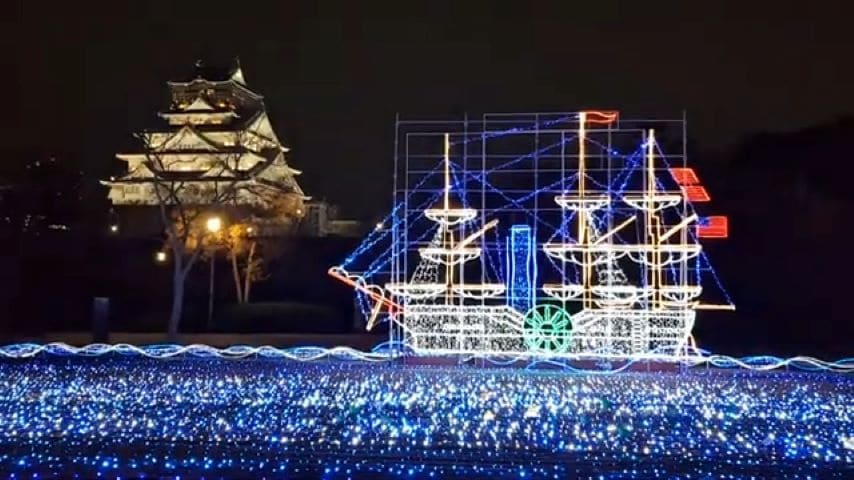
[11, 0, 853, 218]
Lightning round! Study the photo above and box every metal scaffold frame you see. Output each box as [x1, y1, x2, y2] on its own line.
[333, 111, 733, 361]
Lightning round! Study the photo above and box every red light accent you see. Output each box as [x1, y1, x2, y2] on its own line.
[669, 167, 700, 186]
[682, 185, 710, 202]
[582, 110, 619, 125]
[328, 269, 402, 314]
[697, 216, 728, 239]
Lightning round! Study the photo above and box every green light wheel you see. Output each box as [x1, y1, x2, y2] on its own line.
[524, 305, 572, 353]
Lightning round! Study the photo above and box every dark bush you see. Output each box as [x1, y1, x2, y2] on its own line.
[213, 302, 346, 333]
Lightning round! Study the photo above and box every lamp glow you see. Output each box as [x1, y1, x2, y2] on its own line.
[206, 216, 222, 233]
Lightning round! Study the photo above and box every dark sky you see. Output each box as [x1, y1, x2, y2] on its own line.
[10, 0, 853, 218]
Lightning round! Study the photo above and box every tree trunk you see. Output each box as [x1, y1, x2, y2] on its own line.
[230, 251, 243, 303]
[167, 256, 186, 342]
[243, 241, 256, 303]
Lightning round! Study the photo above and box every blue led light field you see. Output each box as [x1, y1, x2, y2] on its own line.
[0, 356, 851, 478]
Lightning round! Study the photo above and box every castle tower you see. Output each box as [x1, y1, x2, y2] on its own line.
[103, 60, 308, 235]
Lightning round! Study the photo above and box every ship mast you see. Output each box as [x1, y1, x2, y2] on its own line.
[577, 112, 590, 309]
[384, 134, 500, 314]
[645, 129, 662, 309]
[444, 133, 451, 210]
[443, 133, 453, 308]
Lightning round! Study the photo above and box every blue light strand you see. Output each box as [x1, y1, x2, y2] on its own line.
[345, 137, 574, 280]
[487, 225, 505, 282]
[352, 173, 452, 277]
[345, 137, 583, 318]
[2, 343, 852, 373]
[651, 142, 735, 306]
[449, 162, 503, 284]
[446, 115, 575, 148]
[347, 131, 577, 273]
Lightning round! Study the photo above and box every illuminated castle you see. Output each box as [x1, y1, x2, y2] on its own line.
[103, 61, 307, 235]
[332, 111, 733, 359]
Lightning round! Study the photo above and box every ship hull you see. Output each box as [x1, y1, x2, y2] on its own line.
[401, 305, 694, 358]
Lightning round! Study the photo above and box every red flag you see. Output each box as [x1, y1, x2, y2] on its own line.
[669, 167, 700, 186]
[581, 110, 619, 125]
[696, 216, 728, 238]
[681, 185, 710, 202]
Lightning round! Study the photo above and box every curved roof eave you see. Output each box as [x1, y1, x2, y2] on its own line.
[166, 78, 263, 100]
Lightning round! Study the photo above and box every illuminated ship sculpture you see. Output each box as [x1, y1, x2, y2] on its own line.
[331, 111, 733, 359]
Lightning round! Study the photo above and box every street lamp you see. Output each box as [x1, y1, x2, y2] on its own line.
[206, 216, 222, 331]
[206, 216, 222, 233]
[155, 251, 167, 263]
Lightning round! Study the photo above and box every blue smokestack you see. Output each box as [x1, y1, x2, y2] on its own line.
[506, 225, 535, 313]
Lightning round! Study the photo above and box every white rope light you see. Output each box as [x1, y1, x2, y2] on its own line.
[0, 342, 851, 373]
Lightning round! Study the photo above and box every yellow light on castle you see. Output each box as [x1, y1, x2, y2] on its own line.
[155, 251, 167, 263]
[206, 216, 222, 233]
[109, 224, 119, 233]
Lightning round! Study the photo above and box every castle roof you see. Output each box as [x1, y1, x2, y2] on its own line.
[166, 60, 255, 95]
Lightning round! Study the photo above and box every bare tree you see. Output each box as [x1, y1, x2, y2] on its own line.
[140, 131, 249, 340]
[134, 124, 303, 338]
[216, 221, 266, 303]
